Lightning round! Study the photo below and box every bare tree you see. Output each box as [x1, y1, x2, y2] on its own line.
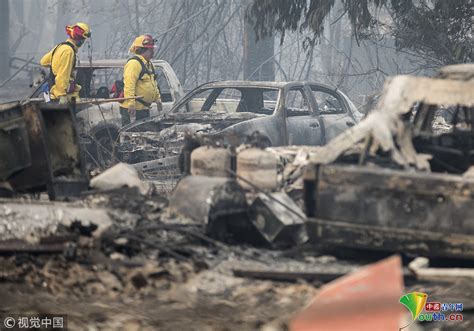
[0, 0, 10, 81]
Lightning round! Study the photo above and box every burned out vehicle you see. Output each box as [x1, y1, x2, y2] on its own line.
[31, 59, 184, 165]
[118, 81, 361, 174]
[302, 64, 474, 259]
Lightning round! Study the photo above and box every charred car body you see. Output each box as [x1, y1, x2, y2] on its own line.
[118, 80, 361, 176]
[302, 64, 474, 259]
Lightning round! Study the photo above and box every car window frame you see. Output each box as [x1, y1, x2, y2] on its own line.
[172, 86, 281, 115]
[308, 84, 347, 116]
[283, 85, 314, 117]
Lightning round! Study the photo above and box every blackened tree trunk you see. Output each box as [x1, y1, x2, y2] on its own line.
[0, 0, 10, 82]
[243, 3, 274, 81]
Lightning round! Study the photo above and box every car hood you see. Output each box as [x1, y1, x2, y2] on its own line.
[118, 111, 268, 158]
[121, 111, 267, 133]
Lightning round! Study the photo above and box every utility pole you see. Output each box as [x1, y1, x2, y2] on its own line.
[0, 0, 10, 82]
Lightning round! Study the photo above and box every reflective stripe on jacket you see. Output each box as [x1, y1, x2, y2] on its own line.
[121, 54, 161, 110]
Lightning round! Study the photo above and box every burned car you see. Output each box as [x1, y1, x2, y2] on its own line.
[118, 80, 361, 175]
[301, 64, 474, 259]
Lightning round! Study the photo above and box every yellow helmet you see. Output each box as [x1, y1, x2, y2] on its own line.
[129, 35, 156, 53]
[66, 22, 91, 39]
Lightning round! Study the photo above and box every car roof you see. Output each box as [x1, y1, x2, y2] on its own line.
[195, 80, 337, 90]
[75, 59, 169, 68]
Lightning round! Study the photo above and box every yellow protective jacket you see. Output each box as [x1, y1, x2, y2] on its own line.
[121, 55, 161, 110]
[40, 38, 81, 99]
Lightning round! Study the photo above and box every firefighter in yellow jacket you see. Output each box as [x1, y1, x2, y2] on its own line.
[40, 23, 90, 103]
[120, 34, 162, 126]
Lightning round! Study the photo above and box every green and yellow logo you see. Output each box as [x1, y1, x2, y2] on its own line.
[399, 291, 463, 329]
[399, 291, 428, 320]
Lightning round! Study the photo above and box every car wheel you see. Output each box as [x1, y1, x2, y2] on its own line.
[245, 132, 272, 148]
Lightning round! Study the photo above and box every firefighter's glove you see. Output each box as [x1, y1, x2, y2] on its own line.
[59, 96, 69, 104]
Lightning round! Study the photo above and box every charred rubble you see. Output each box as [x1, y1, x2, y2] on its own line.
[1, 65, 474, 330]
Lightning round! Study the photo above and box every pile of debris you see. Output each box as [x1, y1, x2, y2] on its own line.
[0, 163, 330, 330]
[171, 65, 474, 260]
[1, 65, 474, 330]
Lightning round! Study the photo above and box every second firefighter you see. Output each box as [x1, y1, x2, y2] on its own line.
[120, 34, 162, 126]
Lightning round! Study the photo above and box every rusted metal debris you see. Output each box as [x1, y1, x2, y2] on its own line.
[170, 175, 248, 224]
[169, 175, 263, 243]
[170, 173, 310, 247]
[248, 192, 308, 247]
[0, 100, 88, 199]
[290, 255, 406, 331]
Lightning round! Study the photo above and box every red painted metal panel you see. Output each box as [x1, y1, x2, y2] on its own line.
[290, 255, 405, 331]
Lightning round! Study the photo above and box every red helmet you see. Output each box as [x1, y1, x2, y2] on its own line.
[66, 23, 91, 40]
[142, 35, 156, 48]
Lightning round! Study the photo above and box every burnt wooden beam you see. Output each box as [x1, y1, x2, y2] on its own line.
[304, 164, 474, 237]
[307, 218, 474, 260]
[232, 268, 346, 283]
[0, 241, 66, 254]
